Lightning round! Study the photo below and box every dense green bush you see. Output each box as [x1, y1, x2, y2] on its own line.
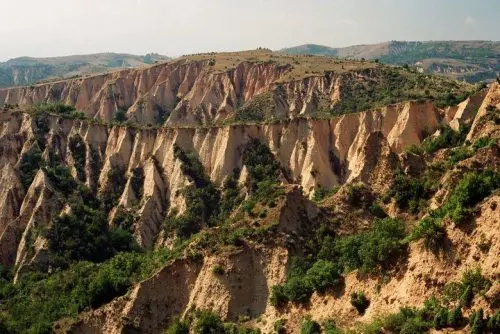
[193, 311, 225, 334]
[164, 146, 221, 239]
[300, 318, 321, 334]
[305, 260, 341, 293]
[312, 186, 339, 202]
[242, 139, 281, 193]
[43, 163, 78, 195]
[113, 206, 135, 232]
[368, 203, 388, 218]
[473, 136, 495, 150]
[19, 146, 43, 189]
[114, 109, 127, 123]
[322, 320, 341, 334]
[351, 291, 370, 314]
[219, 169, 244, 219]
[68, 134, 87, 182]
[346, 182, 369, 206]
[421, 125, 469, 154]
[443, 170, 500, 224]
[447, 146, 473, 165]
[388, 172, 431, 213]
[461, 268, 491, 298]
[46, 203, 136, 265]
[270, 258, 341, 306]
[273, 319, 286, 334]
[470, 309, 485, 334]
[407, 217, 446, 252]
[0, 249, 178, 333]
[165, 319, 190, 334]
[364, 297, 465, 334]
[99, 167, 126, 211]
[130, 166, 145, 200]
[329, 67, 471, 115]
[335, 218, 407, 273]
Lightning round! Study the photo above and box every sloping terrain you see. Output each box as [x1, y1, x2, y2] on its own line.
[0, 52, 498, 334]
[280, 41, 500, 83]
[0, 53, 169, 88]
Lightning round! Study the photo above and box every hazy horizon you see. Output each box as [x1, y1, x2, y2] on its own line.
[1, 0, 499, 61]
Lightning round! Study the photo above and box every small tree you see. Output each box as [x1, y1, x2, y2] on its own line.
[300, 318, 321, 334]
[351, 292, 370, 314]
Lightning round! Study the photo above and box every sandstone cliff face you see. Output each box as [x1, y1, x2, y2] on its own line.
[0, 56, 467, 128]
[1, 83, 497, 270]
[0, 59, 292, 125]
[0, 95, 458, 266]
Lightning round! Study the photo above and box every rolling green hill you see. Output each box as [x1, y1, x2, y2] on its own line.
[0, 53, 169, 88]
[280, 41, 500, 83]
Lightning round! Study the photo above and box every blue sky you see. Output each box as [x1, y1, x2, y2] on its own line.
[0, 0, 498, 61]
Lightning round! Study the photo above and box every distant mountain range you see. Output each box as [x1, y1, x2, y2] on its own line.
[0, 53, 169, 88]
[280, 41, 500, 83]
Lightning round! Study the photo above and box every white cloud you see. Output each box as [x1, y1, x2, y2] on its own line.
[465, 16, 476, 25]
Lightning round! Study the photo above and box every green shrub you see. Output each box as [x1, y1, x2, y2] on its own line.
[447, 146, 473, 165]
[461, 268, 491, 296]
[389, 172, 430, 213]
[473, 136, 495, 150]
[322, 320, 341, 334]
[447, 307, 464, 328]
[421, 125, 469, 154]
[407, 217, 446, 252]
[19, 146, 43, 189]
[68, 134, 86, 182]
[193, 311, 225, 334]
[346, 182, 368, 206]
[113, 206, 135, 232]
[219, 169, 243, 219]
[351, 292, 370, 314]
[405, 144, 423, 155]
[470, 309, 485, 334]
[164, 146, 221, 239]
[130, 167, 145, 200]
[304, 260, 341, 294]
[443, 170, 500, 224]
[459, 285, 473, 308]
[312, 186, 339, 202]
[369, 203, 387, 218]
[270, 284, 288, 307]
[43, 163, 78, 196]
[487, 311, 500, 332]
[99, 167, 126, 211]
[46, 203, 135, 265]
[242, 140, 281, 194]
[335, 218, 407, 273]
[300, 318, 321, 334]
[283, 276, 313, 304]
[273, 319, 286, 334]
[165, 319, 189, 334]
[114, 109, 127, 123]
[212, 264, 225, 276]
